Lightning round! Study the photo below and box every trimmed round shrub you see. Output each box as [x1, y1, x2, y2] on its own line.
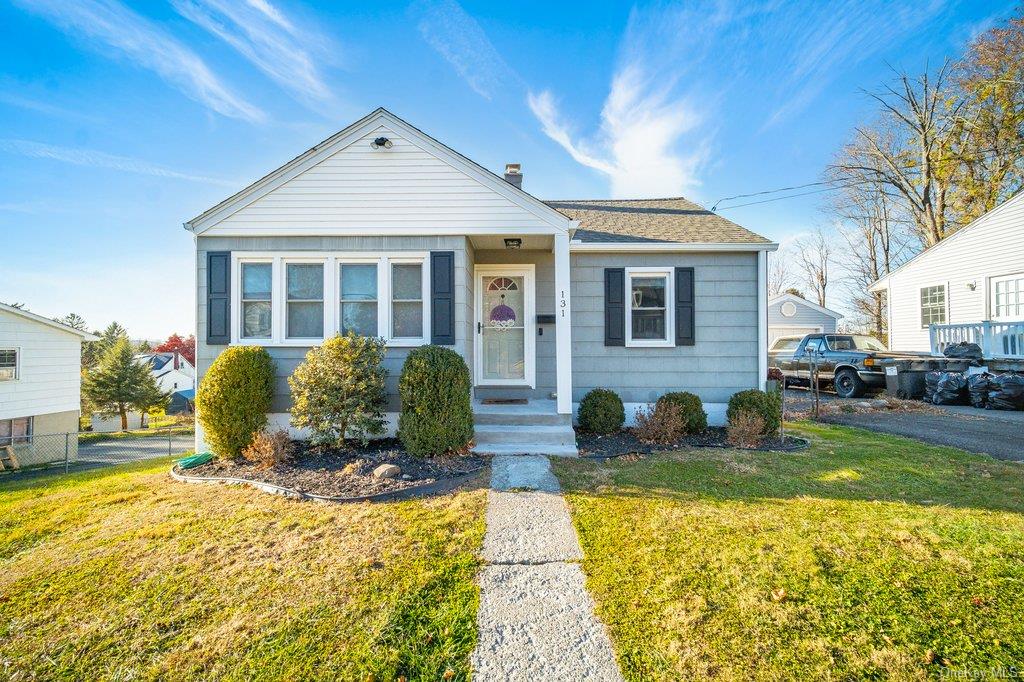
[727, 389, 781, 436]
[578, 388, 624, 434]
[658, 391, 708, 434]
[397, 345, 473, 456]
[196, 346, 276, 459]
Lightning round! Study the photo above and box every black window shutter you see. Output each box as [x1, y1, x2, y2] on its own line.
[605, 268, 625, 346]
[206, 251, 231, 345]
[430, 251, 455, 345]
[675, 266, 695, 346]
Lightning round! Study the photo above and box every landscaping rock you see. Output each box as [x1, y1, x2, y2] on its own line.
[870, 399, 889, 408]
[854, 401, 873, 409]
[401, 473, 413, 481]
[373, 464, 401, 479]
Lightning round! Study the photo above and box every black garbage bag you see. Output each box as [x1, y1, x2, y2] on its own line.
[924, 370, 942, 404]
[987, 373, 1024, 411]
[933, 372, 969, 405]
[967, 372, 992, 408]
[943, 342, 984, 360]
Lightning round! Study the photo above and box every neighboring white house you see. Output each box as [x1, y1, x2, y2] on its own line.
[136, 352, 195, 392]
[870, 191, 1024, 357]
[767, 293, 843, 345]
[0, 302, 97, 467]
[184, 108, 778, 455]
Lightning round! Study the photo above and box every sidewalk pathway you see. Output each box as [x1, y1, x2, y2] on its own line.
[471, 455, 623, 680]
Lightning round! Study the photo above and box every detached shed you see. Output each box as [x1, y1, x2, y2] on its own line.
[768, 293, 843, 345]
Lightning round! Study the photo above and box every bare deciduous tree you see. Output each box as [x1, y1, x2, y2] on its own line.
[768, 250, 797, 296]
[796, 230, 832, 308]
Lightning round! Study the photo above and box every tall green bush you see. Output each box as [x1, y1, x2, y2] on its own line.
[196, 346, 275, 459]
[397, 346, 473, 457]
[289, 333, 387, 447]
[658, 391, 708, 434]
[726, 389, 781, 435]
[578, 388, 624, 434]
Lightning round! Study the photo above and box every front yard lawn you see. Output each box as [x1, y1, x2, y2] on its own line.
[0, 461, 486, 680]
[555, 422, 1024, 680]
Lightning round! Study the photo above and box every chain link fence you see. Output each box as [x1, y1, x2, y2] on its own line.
[0, 427, 195, 479]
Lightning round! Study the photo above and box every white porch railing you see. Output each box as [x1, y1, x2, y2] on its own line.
[930, 321, 1024, 358]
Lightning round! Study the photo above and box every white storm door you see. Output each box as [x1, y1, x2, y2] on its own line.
[475, 266, 536, 387]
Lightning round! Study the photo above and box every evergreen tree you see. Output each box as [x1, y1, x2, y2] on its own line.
[84, 338, 167, 430]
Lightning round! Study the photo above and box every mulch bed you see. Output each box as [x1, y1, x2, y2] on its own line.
[576, 427, 807, 458]
[182, 439, 486, 498]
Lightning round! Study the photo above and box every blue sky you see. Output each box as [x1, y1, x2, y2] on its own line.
[0, 0, 1012, 338]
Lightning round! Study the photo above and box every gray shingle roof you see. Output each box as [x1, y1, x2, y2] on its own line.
[544, 197, 772, 244]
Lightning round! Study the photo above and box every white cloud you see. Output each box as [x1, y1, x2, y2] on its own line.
[13, 0, 264, 122]
[0, 139, 239, 187]
[411, 0, 519, 100]
[173, 0, 337, 111]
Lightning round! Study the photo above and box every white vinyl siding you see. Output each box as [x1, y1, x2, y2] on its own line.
[210, 127, 558, 235]
[882, 193, 1024, 352]
[0, 309, 85, 421]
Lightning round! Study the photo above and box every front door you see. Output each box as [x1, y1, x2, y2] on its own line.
[475, 266, 536, 388]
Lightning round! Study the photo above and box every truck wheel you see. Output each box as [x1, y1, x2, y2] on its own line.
[834, 368, 866, 399]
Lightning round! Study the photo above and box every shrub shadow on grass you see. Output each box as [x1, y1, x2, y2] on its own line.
[557, 422, 1024, 515]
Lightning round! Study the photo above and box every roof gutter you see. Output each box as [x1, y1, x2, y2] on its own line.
[569, 241, 779, 253]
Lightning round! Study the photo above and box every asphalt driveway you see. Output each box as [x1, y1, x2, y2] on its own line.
[785, 388, 1024, 462]
[76, 435, 195, 469]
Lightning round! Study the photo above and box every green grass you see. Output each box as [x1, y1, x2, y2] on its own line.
[554, 422, 1024, 680]
[0, 460, 486, 680]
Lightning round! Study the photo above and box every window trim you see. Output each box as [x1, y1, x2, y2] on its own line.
[0, 346, 19, 382]
[0, 416, 32, 447]
[990, 272, 1024, 322]
[918, 282, 948, 329]
[625, 267, 675, 348]
[231, 252, 430, 347]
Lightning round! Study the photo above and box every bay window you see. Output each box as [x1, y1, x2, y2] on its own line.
[233, 253, 428, 346]
[626, 268, 674, 347]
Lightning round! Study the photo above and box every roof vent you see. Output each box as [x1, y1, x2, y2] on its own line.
[504, 163, 522, 189]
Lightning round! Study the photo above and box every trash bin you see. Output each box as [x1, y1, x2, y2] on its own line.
[883, 361, 928, 400]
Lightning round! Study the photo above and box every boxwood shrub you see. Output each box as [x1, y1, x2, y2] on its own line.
[196, 346, 276, 460]
[657, 391, 708, 434]
[726, 389, 781, 435]
[578, 388, 625, 434]
[397, 345, 473, 456]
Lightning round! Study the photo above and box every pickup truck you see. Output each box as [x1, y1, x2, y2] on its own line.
[768, 333, 924, 398]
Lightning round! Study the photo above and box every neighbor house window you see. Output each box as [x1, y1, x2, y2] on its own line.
[0, 348, 17, 381]
[241, 262, 272, 339]
[285, 262, 324, 338]
[920, 284, 947, 328]
[626, 268, 673, 346]
[992, 274, 1024, 321]
[391, 262, 424, 339]
[339, 263, 378, 336]
[0, 417, 31, 446]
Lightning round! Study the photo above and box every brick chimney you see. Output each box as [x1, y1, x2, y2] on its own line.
[504, 163, 522, 189]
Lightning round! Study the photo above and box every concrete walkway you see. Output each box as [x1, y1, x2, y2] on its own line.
[471, 455, 623, 681]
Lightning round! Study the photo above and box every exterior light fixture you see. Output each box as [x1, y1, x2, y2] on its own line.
[504, 238, 522, 250]
[370, 136, 393, 149]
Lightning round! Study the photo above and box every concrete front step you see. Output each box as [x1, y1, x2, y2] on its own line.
[473, 443, 580, 457]
[474, 424, 576, 447]
[474, 410, 570, 426]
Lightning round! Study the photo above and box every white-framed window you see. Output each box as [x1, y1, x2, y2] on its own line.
[625, 267, 674, 347]
[0, 348, 18, 381]
[920, 284, 947, 328]
[232, 253, 429, 347]
[991, 273, 1024, 321]
[0, 416, 31, 446]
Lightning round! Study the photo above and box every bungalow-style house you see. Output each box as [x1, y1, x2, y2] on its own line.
[0, 302, 97, 468]
[870, 191, 1024, 357]
[768, 293, 843, 345]
[185, 109, 777, 455]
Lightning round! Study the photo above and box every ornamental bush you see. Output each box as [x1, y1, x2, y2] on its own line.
[289, 333, 388, 447]
[657, 391, 708, 434]
[634, 400, 685, 444]
[727, 389, 781, 436]
[397, 345, 473, 457]
[196, 346, 276, 460]
[578, 388, 624, 434]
